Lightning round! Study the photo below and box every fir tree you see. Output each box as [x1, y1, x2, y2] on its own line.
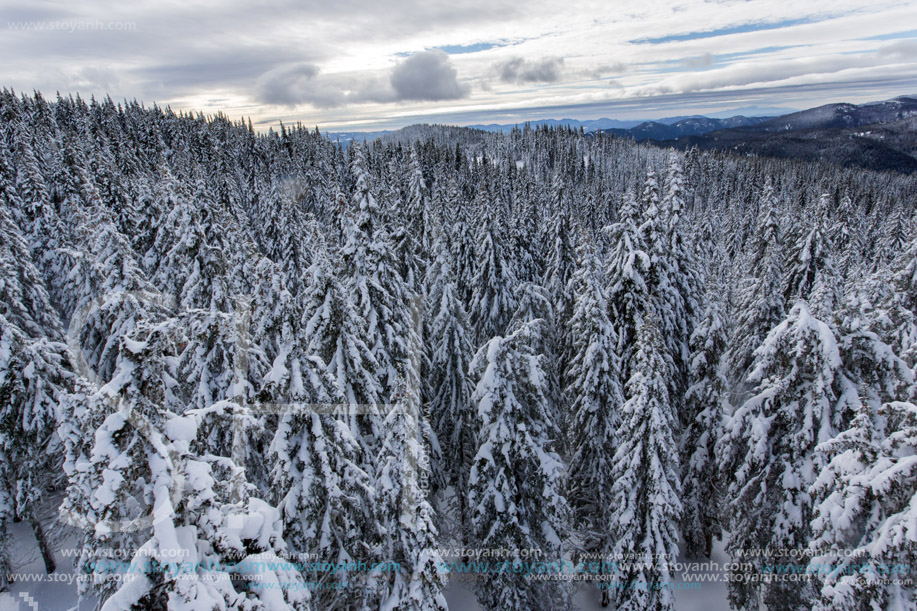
[271, 404, 376, 609]
[82, 401, 310, 611]
[468, 321, 569, 610]
[726, 177, 786, 387]
[809, 400, 917, 610]
[607, 317, 682, 611]
[681, 288, 727, 559]
[470, 204, 518, 345]
[783, 193, 834, 305]
[565, 240, 623, 600]
[604, 190, 651, 381]
[370, 392, 448, 610]
[425, 254, 474, 534]
[0, 318, 70, 576]
[719, 301, 858, 610]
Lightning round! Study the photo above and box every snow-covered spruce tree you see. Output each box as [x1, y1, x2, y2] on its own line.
[386, 155, 423, 293]
[833, 284, 914, 410]
[63, 209, 164, 384]
[831, 192, 864, 282]
[390, 147, 427, 289]
[300, 232, 384, 428]
[144, 177, 235, 312]
[0, 203, 62, 340]
[875, 204, 912, 269]
[370, 388, 448, 611]
[0, 317, 72, 577]
[11, 127, 54, 238]
[469, 201, 518, 346]
[603, 190, 651, 381]
[425, 254, 475, 533]
[637, 170, 683, 408]
[808, 400, 917, 610]
[783, 193, 835, 305]
[448, 197, 478, 306]
[254, 179, 302, 270]
[270, 402, 377, 609]
[248, 256, 298, 372]
[0, 444, 11, 591]
[268, 238, 394, 608]
[133, 166, 183, 261]
[2, 169, 75, 576]
[542, 200, 577, 364]
[422, 222, 451, 328]
[341, 143, 419, 403]
[175, 308, 268, 416]
[405, 148, 427, 238]
[869, 234, 917, 371]
[680, 287, 727, 559]
[468, 321, 569, 611]
[564, 241, 623, 581]
[81, 400, 310, 611]
[389, 212, 423, 294]
[59, 283, 307, 609]
[718, 300, 859, 610]
[726, 177, 786, 387]
[660, 156, 702, 398]
[508, 283, 557, 378]
[607, 317, 682, 611]
[508, 183, 544, 288]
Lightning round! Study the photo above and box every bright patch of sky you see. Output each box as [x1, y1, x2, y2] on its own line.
[1, 0, 915, 130]
[629, 18, 818, 45]
[435, 42, 512, 54]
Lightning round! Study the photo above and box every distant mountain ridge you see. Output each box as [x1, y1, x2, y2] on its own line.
[744, 96, 917, 133]
[326, 96, 917, 172]
[326, 106, 793, 140]
[464, 118, 642, 132]
[653, 96, 917, 174]
[605, 115, 771, 141]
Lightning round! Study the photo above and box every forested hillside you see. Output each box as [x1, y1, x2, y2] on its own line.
[657, 97, 917, 174]
[1, 90, 916, 610]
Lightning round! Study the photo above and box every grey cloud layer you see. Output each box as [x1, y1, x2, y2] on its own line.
[1, 0, 915, 128]
[256, 51, 468, 108]
[495, 56, 566, 83]
[0, 0, 504, 103]
[391, 50, 469, 101]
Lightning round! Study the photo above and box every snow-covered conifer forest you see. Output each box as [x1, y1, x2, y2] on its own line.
[1, 90, 916, 610]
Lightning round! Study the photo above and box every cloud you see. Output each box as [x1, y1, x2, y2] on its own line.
[256, 51, 469, 108]
[631, 50, 917, 99]
[256, 63, 323, 106]
[877, 40, 917, 60]
[590, 62, 627, 78]
[256, 69, 395, 109]
[681, 53, 714, 69]
[2, 0, 915, 130]
[495, 56, 565, 83]
[390, 50, 469, 101]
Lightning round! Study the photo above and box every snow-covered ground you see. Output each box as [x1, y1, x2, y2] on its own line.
[1, 520, 96, 611]
[443, 540, 731, 611]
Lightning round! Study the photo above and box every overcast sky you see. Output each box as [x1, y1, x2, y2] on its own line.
[2, 0, 916, 130]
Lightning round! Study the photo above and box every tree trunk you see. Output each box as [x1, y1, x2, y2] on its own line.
[459, 434, 469, 564]
[704, 531, 713, 559]
[28, 511, 56, 574]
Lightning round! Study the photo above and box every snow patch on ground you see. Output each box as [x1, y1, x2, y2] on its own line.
[443, 538, 732, 610]
[6, 519, 97, 610]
